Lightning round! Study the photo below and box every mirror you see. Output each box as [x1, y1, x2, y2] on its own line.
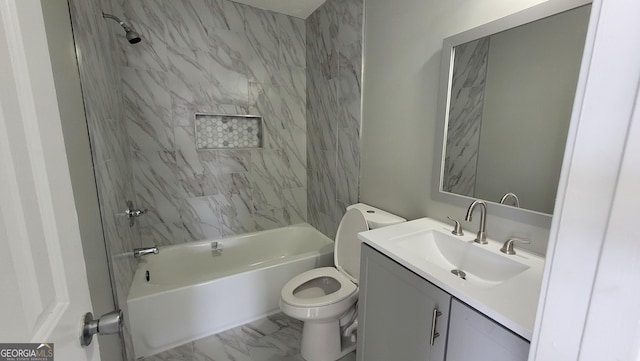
[435, 2, 591, 216]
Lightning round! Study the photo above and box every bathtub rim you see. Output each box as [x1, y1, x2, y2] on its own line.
[128, 223, 335, 301]
[145, 222, 329, 253]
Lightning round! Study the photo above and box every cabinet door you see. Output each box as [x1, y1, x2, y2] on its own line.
[357, 245, 451, 361]
[447, 299, 530, 361]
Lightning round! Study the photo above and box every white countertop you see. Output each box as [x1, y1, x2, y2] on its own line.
[358, 217, 545, 340]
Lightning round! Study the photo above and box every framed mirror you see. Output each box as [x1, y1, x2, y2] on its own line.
[433, 1, 591, 223]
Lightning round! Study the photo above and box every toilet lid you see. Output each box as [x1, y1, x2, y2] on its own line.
[334, 208, 369, 284]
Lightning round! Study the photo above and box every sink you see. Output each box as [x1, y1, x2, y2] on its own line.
[358, 217, 545, 339]
[394, 229, 530, 286]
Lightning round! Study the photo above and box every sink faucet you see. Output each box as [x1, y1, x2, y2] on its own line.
[465, 200, 487, 244]
[133, 246, 159, 258]
[499, 192, 520, 208]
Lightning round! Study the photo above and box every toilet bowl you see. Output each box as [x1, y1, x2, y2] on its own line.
[279, 203, 406, 361]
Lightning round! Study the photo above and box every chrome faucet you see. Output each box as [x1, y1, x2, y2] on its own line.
[465, 200, 487, 244]
[133, 246, 159, 258]
[500, 238, 530, 255]
[499, 192, 520, 208]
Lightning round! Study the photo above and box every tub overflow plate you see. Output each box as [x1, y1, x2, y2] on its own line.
[211, 241, 222, 257]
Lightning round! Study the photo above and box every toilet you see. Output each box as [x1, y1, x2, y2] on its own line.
[280, 203, 406, 361]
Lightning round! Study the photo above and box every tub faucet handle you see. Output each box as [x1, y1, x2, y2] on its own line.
[447, 216, 464, 236]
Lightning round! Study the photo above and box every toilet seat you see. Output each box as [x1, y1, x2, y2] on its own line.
[281, 208, 369, 311]
[281, 267, 357, 308]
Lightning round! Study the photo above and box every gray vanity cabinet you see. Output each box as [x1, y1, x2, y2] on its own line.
[358, 244, 530, 361]
[447, 299, 530, 361]
[357, 245, 451, 361]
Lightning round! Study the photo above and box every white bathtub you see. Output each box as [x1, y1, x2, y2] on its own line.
[127, 223, 334, 358]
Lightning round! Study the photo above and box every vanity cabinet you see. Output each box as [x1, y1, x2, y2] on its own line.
[357, 244, 530, 361]
[447, 299, 529, 361]
[357, 245, 451, 361]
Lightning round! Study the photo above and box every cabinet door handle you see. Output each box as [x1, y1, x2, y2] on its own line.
[430, 308, 442, 346]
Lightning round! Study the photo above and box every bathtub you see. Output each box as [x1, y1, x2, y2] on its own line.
[127, 223, 334, 358]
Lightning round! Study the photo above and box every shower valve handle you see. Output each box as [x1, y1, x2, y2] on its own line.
[125, 200, 147, 226]
[128, 208, 147, 217]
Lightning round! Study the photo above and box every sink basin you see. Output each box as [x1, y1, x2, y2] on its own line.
[394, 229, 530, 286]
[358, 217, 546, 340]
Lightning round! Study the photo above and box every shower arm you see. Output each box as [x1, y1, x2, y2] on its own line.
[102, 12, 133, 32]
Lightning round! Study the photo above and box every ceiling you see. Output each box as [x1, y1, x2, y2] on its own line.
[230, 0, 326, 19]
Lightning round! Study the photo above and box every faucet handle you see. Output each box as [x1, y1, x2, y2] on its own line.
[447, 216, 464, 236]
[125, 200, 148, 227]
[500, 238, 530, 255]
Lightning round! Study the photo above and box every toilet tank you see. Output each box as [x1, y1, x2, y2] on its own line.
[347, 203, 406, 229]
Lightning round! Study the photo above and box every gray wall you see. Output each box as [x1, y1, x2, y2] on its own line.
[359, 0, 583, 256]
[67, 0, 140, 358]
[110, 0, 308, 245]
[306, 0, 363, 239]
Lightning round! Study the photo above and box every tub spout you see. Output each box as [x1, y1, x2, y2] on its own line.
[133, 246, 159, 258]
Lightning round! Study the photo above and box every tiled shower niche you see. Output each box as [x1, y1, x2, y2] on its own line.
[195, 113, 263, 150]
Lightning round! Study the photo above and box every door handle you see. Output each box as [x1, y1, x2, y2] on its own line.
[81, 309, 123, 346]
[430, 308, 442, 346]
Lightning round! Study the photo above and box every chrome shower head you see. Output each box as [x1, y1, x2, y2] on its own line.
[126, 30, 141, 44]
[102, 13, 142, 44]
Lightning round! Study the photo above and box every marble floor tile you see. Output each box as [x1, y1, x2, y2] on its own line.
[140, 313, 356, 361]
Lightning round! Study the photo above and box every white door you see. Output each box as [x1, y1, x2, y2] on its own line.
[0, 0, 102, 360]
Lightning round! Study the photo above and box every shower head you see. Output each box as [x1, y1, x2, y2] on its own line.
[102, 13, 141, 44]
[125, 30, 142, 44]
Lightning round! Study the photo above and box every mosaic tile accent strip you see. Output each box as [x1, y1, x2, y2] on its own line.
[195, 114, 263, 149]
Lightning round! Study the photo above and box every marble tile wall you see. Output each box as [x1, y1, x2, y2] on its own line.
[306, 0, 363, 238]
[67, 0, 141, 358]
[442, 38, 489, 196]
[109, 0, 308, 245]
[69, 0, 361, 358]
